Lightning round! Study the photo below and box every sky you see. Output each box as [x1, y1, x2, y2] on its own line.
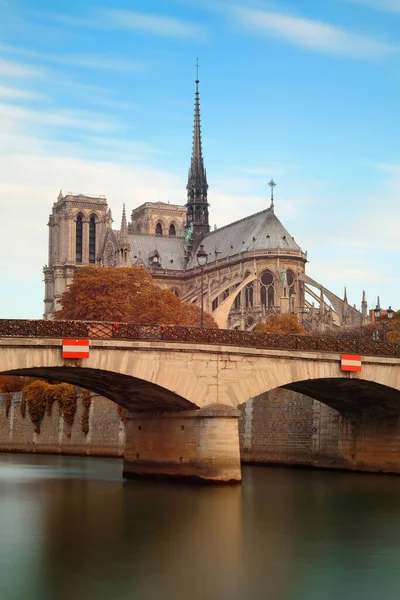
[1, 0, 400, 319]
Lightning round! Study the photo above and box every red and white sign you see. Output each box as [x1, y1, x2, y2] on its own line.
[62, 339, 90, 359]
[341, 354, 362, 372]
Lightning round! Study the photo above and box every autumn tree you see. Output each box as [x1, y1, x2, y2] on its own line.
[55, 266, 217, 328]
[386, 310, 400, 343]
[253, 314, 305, 334]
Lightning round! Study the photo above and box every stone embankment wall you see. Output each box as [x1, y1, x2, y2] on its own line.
[238, 389, 400, 474]
[238, 389, 340, 468]
[2, 390, 400, 474]
[0, 392, 125, 457]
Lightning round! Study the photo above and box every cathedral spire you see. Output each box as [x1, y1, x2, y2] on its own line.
[120, 203, 128, 247]
[118, 203, 130, 266]
[186, 59, 210, 244]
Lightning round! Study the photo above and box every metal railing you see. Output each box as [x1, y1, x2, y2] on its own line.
[1, 319, 399, 358]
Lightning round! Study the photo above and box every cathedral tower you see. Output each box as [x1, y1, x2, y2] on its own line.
[186, 64, 210, 245]
[43, 191, 111, 318]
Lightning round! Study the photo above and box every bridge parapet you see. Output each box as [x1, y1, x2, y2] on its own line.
[1, 319, 400, 358]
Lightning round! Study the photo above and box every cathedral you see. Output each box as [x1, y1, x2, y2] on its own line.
[43, 76, 368, 331]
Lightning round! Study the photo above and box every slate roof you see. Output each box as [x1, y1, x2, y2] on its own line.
[128, 234, 185, 270]
[121, 207, 302, 273]
[186, 207, 303, 269]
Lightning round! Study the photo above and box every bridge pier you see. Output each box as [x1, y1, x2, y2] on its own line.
[123, 403, 242, 484]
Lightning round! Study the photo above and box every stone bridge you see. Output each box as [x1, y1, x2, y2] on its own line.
[1, 319, 400, 483]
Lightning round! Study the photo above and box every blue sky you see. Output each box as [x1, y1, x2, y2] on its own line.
[1, 0, 400, 318]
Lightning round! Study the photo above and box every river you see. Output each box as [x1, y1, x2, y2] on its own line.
[1, 454, 400, 600]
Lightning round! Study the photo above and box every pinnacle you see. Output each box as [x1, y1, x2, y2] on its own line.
[120, 203, 128, 247]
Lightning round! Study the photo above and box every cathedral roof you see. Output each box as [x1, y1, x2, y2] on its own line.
[128, 234, 185, 270]
[121, 207, 302, 272]
[186, 207, 304, 269]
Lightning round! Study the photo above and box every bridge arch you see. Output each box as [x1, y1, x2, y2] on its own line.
[249, 377, 400, 415]
[2, 365, 196, 412]
[281, 378, 400, 414]
[211, 348, 400, 412]
[2, 333, 400, 416]
[0, 340, 203, 412]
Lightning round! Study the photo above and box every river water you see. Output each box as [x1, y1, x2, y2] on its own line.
[1, 454, 400, 600]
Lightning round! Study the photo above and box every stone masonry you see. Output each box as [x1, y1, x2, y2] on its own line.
[0, 392, 125, 457]
[3, 389, 400, 475]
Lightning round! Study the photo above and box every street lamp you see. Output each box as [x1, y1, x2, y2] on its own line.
[374, 304, 394, 342]
[196, 244, 208, 328]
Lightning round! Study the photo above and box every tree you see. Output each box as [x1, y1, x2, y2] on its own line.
[253, 314, 305, 334]
[387, 310, 400, 343]
[55, 266, 217, 328]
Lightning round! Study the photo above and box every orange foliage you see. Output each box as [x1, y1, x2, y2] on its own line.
[387, 310, 400, 343]
[253, 314, 305, 334]
[55, 266, 217, 328]
[22, 380, 77, 434]
[0, 375, 33, 393]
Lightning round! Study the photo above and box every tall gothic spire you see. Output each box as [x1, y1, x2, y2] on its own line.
[186, 59, 209, 244]
[118, 203, 130, 266]
[120, 203, 128, 247]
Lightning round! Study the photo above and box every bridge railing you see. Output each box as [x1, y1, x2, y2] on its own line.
[1, 319, 400, 358]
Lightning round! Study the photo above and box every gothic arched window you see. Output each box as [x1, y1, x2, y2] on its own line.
[260, 270, 275, 308]
[89, 216, 96, 264]
[287, 270, 295, 296]
[155, 223, 163, 236]
[169, 224, 176, 237]
[76, 215, 83, 264]
[234, 291, 241, 310]
[245, 282, 254, 308]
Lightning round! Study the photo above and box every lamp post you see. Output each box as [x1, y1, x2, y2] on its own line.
[196, 244, 208, 328]
[373, 304, 394, 342]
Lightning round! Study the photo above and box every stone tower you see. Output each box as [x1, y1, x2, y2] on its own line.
[186, 69, 210, 246]
[43, 191, 112, 318]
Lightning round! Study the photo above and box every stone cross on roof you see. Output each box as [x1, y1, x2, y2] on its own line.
[268, 178, 276, 211]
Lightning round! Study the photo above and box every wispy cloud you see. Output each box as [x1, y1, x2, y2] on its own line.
[0, 103, 117, 134]
[232, 8, 397, 58]
[51, 79, 139, 112]
[35, 8, 207, 40]
[31, 11, 94, 28]
[0, 58, 44, 78]
[0, 86, 44, 100]
[343, 0, 400, 13]
[373, 161, 400, 176]
[1, 44, 146, 73]
[103, 9, 207, 39]
[55, 53, 146, 72]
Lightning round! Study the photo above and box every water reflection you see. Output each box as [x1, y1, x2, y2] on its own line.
[1, 455, 400, 600]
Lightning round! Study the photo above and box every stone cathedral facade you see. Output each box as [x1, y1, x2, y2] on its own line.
[43, 78, 368, 331]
